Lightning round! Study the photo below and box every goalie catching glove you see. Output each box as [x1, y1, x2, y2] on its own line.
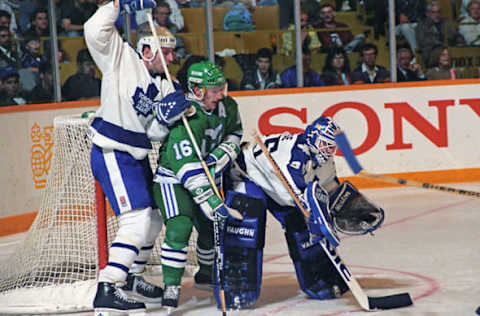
[191, 185, 243, 221]
[205, 142, 240, 178]
[329, 181, 385, 235]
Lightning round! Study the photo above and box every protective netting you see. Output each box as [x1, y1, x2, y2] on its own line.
[0, 115, 198, 314]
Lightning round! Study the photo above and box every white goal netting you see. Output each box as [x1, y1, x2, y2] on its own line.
[0, 115, 198, 314]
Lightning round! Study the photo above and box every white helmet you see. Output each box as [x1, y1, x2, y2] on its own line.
[136, 23, 176, 62]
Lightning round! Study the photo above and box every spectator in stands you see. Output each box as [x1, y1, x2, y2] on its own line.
[425, 46, 465, 80]
[396, 47, 425, 82]
[395, 0, 425, 53]
[351, 43, 390, 84]
[19, 0, 38, 34]
[0, 26, 19, 69]
[215, 54, 239, 91]
[321, 46, 352, 86]
[224, 0, 255, 31]
[280, 47, 324, 88]
[136, 0, 184, 31]
[22, 8, 49, 37]
[0, 4, 17, 36]
[240, 47, 282, 90]
[0, 66, 27, 106]
[62, 49, 100, 101]
[416, 1, 465, 64]
[459, 0, 480, 46]
[28, 62, 53, 103]
[152, 2, 187, 60]
[315, 3, 365, 53]
[19, 35, 46, 92]
[59, 0, 96, 36]
[280, 10, 321, 56]
[0, 10, 11, 31]
[21, 35, 46, 71]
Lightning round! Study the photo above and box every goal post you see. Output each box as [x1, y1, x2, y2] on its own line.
[0, 114, 198, 314]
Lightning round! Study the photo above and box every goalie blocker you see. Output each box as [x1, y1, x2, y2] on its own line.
[214, 191, 267, 310]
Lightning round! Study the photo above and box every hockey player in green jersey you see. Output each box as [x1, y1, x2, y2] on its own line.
[152, 60, 243, 309]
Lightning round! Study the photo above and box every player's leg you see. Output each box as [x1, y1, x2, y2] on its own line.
[122, 208, 164, 304]
[192, 209, 215, 290]
[153, 182, 196, 309]
[91, 145, 160, 312]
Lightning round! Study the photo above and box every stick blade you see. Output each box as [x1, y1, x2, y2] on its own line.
[368, 293, 413, 310]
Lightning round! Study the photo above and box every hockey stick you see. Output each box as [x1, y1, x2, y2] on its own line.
[146, 13, 229, 315]
[335, 132, 480, 198]
[254, 132, 413, 311]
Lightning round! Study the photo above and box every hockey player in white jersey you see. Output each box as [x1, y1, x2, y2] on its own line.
[218, 116, 385, 309]
[84, 0, 191, 314]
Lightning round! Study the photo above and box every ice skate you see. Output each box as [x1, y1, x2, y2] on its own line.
[162, 285, 181, 314]
[194, 271, 214, 291]
[93, 282, 146, 316]
[122, 273, 163, 304]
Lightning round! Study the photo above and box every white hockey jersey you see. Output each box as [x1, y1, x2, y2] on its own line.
[84, 2, 175, 160]
[238, 132, 337, 207]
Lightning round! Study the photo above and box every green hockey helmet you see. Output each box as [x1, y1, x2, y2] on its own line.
[187, 61, 226, 91]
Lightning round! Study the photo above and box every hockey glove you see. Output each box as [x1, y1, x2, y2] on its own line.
[153, 90, 190, 126]
[192, 185, 242, 221]
[205, 142, 240, 178]
[119, 0, 156, 14]
[304, 181, 340, 247]
[330, 181, 385, 235]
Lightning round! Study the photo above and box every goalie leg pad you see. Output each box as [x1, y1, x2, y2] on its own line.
[330, 181, 385, 235]
[215, 191, 267, 310]
[284, 211, 347, 300]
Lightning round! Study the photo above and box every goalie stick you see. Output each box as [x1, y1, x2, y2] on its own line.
[146, 13, 230, 315]
[254, 132, 413, 311]
[335, 132, 480, 198]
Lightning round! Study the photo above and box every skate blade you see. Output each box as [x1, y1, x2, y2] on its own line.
[193, 283, 214, 291]
[166, 306, 176, 315]
[94, 309, 146, 316]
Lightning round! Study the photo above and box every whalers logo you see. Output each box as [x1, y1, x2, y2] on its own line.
[31, 123, 54, 189]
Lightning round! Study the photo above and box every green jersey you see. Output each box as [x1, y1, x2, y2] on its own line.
[154, 95, 242, 193]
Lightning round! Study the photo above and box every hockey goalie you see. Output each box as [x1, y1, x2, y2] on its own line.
[216, 116, 385, 309]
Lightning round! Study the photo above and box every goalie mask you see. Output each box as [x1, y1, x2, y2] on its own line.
[305, 116, 341, 166]
[136, 24, 176, 63]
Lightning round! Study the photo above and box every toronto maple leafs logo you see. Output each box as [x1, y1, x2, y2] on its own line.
[132, 83, 159, 117]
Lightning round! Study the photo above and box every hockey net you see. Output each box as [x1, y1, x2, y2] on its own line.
[0, 115, 198, 314]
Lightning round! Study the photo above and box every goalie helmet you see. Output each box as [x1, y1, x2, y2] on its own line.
[305, 116, 341, 166]
[136, 23, 176, 62]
